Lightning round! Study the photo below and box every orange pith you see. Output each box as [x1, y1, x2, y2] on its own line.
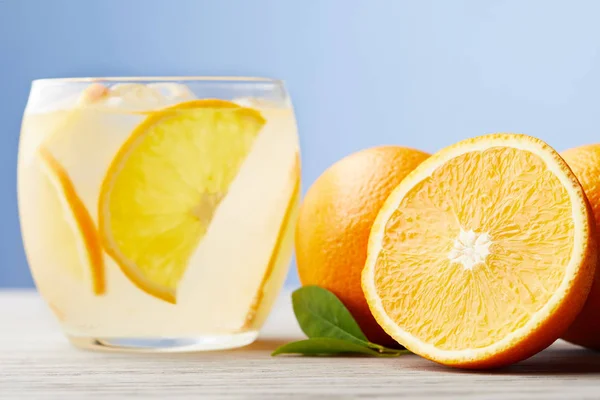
[39, 146, 106, 295]
[363, 134, 596, 368]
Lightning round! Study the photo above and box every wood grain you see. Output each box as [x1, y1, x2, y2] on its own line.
[1, 290, 600, 399]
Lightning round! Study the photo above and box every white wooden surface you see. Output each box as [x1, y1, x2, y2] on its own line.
[2, 290, 600, 399]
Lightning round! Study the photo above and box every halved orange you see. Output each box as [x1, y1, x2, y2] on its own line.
[362, 134, 597, 369]
[38, 147, 105, 295]
[98, 102, 265, 303]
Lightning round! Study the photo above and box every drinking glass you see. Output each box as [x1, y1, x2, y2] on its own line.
[18, 77, 300, 352]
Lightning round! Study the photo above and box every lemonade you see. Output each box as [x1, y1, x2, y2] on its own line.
[18, 78, 300, 351]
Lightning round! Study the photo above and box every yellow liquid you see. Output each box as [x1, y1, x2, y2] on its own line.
[18, 85, 299, 344]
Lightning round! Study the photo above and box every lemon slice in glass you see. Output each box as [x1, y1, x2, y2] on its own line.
[38, 147, 105, 295]
[98, 104, 265, 303]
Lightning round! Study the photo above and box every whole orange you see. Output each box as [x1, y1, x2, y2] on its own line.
[561, 144, 600, 349]
[295, 146, 429, 347]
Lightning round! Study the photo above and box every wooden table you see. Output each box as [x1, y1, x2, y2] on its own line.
[2, 290, 600, 399]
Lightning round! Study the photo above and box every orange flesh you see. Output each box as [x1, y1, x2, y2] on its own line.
[375, 147, 574, 350]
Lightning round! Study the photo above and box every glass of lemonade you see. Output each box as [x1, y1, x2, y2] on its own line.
[18, 77, 300, 352]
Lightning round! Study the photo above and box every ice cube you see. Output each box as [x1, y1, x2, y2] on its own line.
[81, 83, 196, 111]
[147, 83, 196, 103]
[100, 83, 166, 110]
[28, 82, 197, 114]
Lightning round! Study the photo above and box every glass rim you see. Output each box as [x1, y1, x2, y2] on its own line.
[32, 76, 284, 86]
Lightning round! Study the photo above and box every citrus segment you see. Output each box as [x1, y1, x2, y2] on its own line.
[362, 134, 596, 368]
[38, 147, 105, 295]
[99, 106, 266, 303]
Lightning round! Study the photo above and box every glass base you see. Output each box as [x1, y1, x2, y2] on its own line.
[68, 331, 259, 353]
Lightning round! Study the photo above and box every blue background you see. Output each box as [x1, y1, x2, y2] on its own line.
[2, 0, 600, 288]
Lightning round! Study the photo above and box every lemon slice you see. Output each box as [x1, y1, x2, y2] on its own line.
[243, 153, 301, 328]
[99, 104, 266, 303]
[38, 147, 105, 295]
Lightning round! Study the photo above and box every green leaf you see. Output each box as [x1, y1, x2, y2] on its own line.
[275, 285, 410, 358]
[272, 337, 409, 357]
[292, 286, 369, 346]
